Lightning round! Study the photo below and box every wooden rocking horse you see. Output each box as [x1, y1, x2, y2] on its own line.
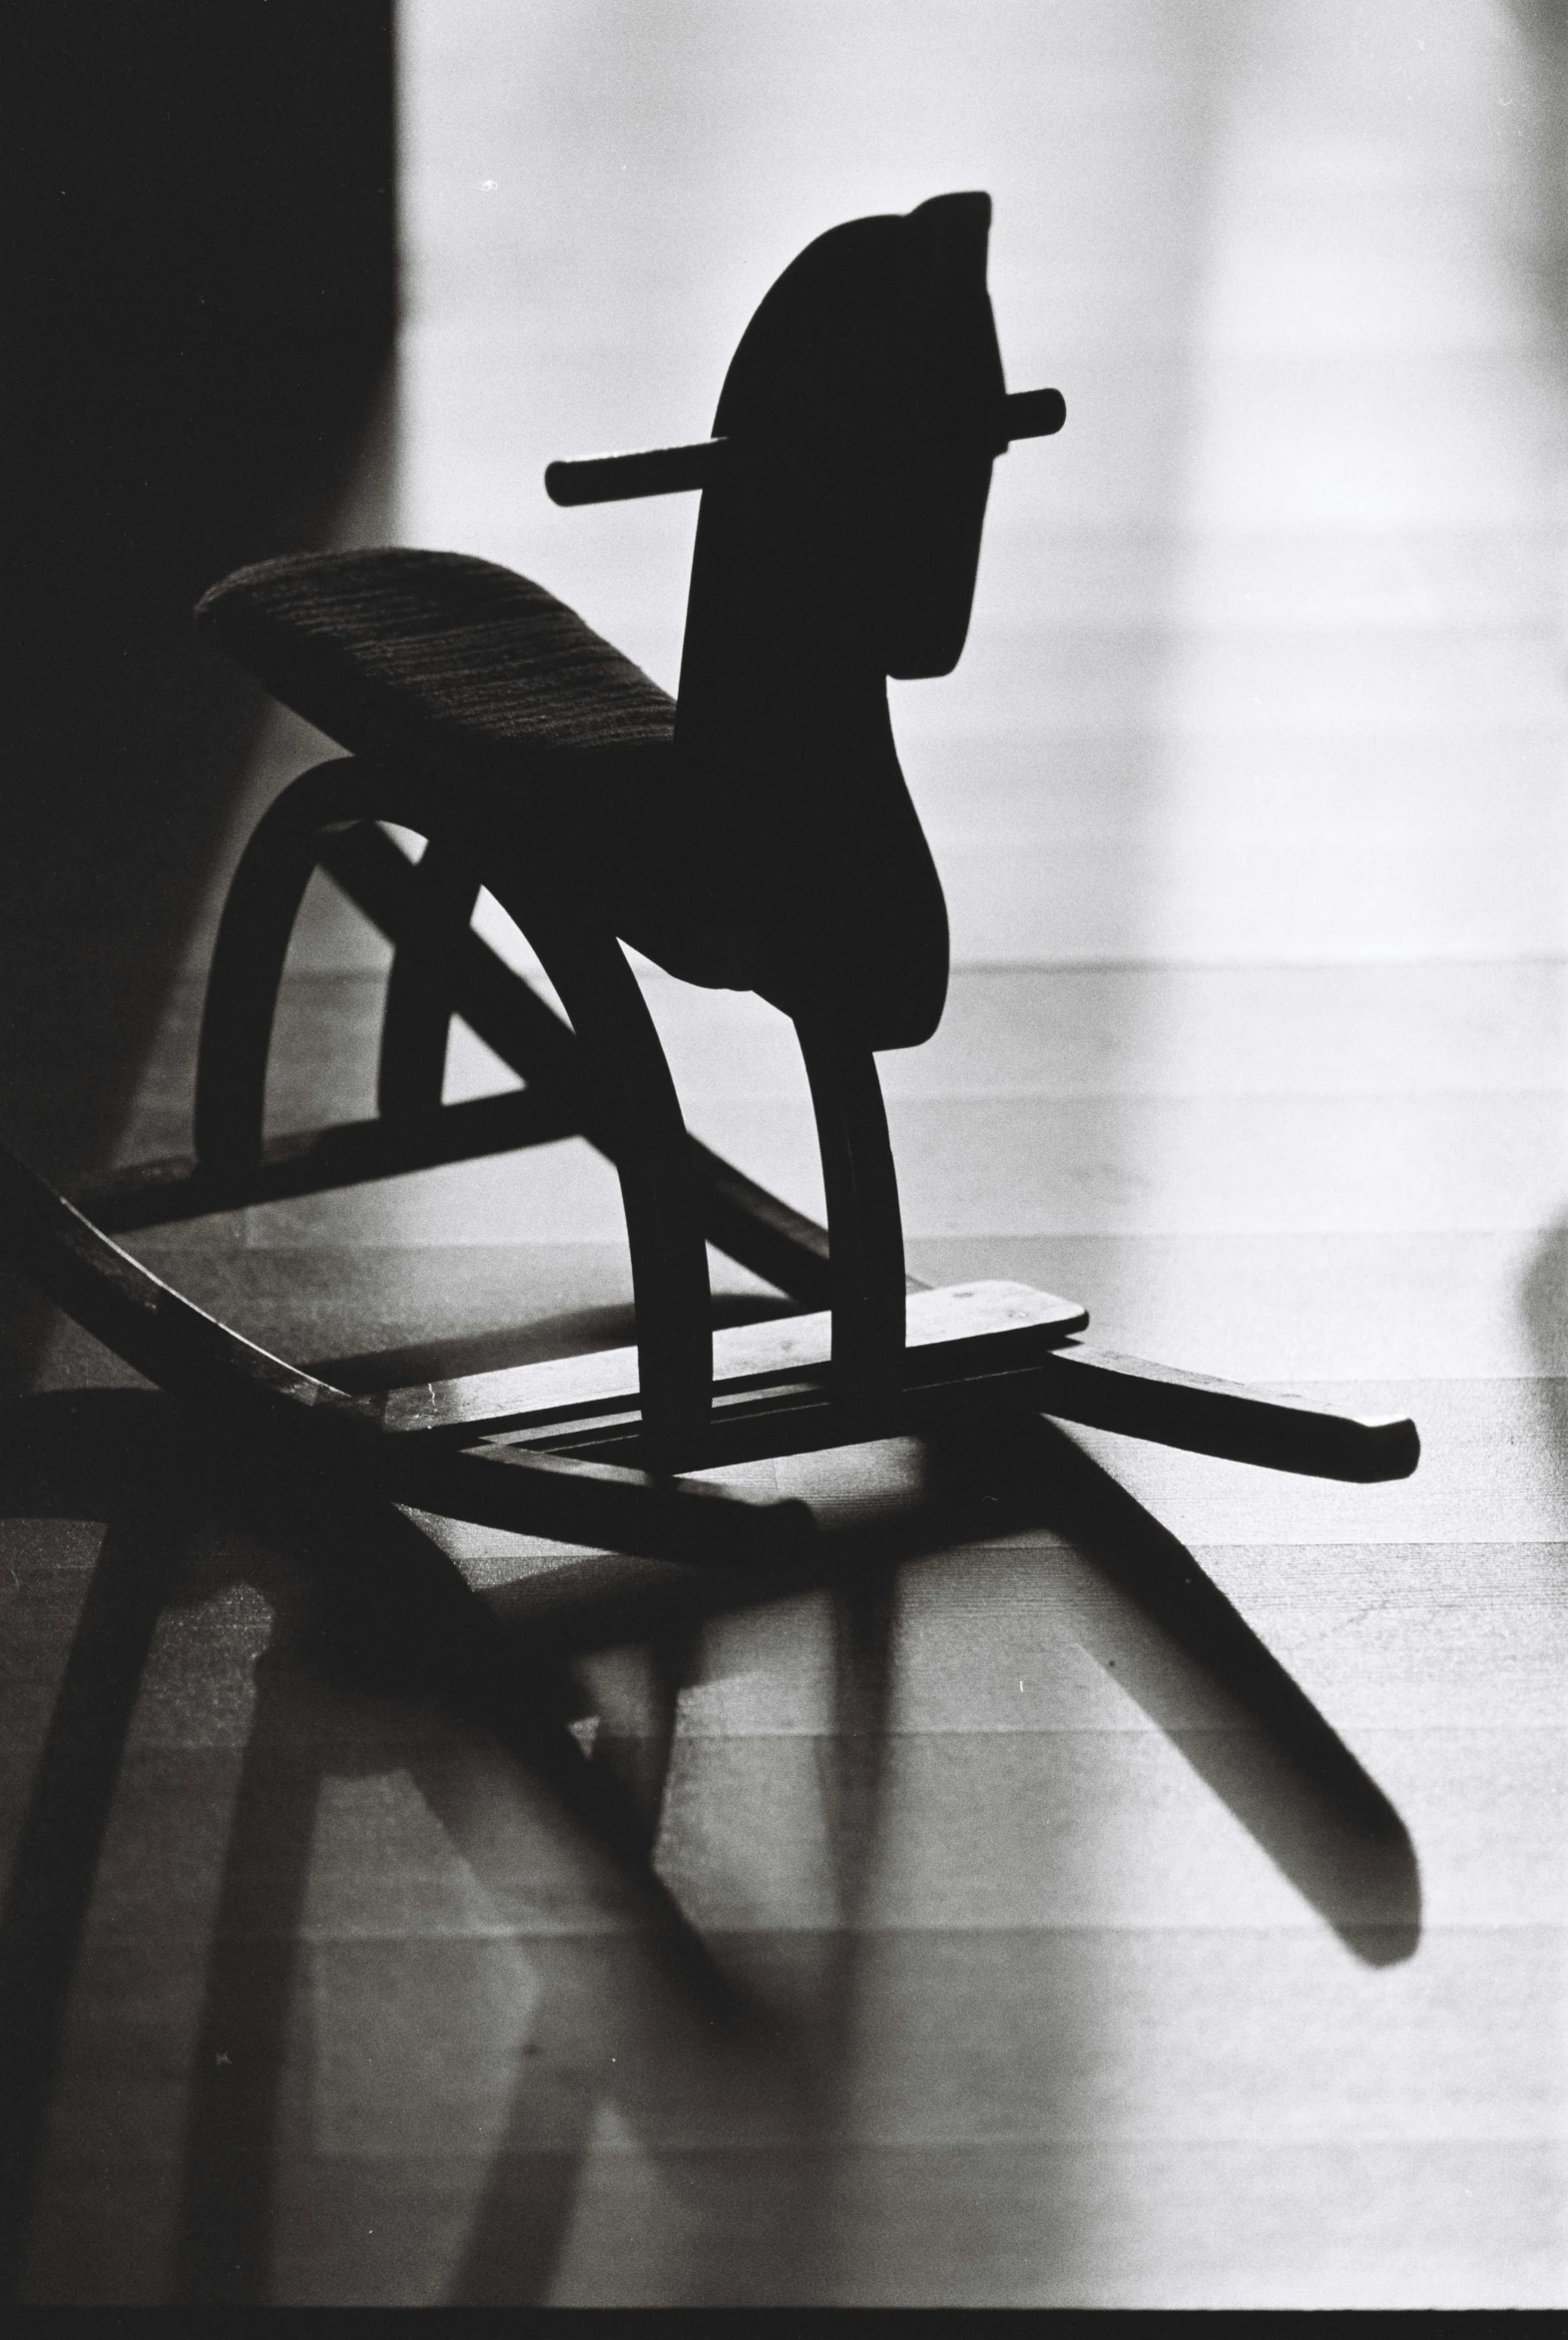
[0, 193, 1418, 1564]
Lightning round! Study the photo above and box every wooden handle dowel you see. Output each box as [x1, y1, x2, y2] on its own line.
[1003, 386, 1066, 440]
[544, 440, 728, 505]
[544, 388, 1065, 506]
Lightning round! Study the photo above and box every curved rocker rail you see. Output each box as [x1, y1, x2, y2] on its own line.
[0, 1130, 1416, 1594]
[0, 1147, 815, 1566]
[42, 817, 1418, 1502]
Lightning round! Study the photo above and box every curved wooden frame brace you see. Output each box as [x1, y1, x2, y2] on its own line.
[318, 819, 834, 1305]
[377, 835, 482, 1121]
[195, 760, 712, 1452]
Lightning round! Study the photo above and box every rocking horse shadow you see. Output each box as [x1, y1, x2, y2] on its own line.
[0, 1380, 1416, 2303]
[0, 1388, 752, 2303]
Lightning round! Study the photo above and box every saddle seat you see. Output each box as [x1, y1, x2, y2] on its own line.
[196, 544, 758, 993]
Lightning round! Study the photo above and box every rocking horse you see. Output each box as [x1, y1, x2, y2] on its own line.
[0, 193, 1418, 1564]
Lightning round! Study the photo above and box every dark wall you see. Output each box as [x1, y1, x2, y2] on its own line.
[6, 0, 396, 628]
[0, 2, 397, 1178]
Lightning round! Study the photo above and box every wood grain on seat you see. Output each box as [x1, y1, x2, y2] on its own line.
[196, 548, 675, 790]
[195, 549, 760, 991]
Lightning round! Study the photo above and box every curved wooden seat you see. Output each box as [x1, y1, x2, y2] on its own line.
[197, 548, 674, 795]
[196, 547, 757, 992]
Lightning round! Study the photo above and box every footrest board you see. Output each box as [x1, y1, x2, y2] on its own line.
[380, 1280, 1089, 1446]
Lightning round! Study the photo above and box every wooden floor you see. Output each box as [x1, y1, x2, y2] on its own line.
[6, 0, 1568, 2306]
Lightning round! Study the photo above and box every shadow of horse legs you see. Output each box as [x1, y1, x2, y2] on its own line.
[0, 1497, 190, 2298]
[0, 1382, 1424, 2303]
[959, 1413, 1422, 1964]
